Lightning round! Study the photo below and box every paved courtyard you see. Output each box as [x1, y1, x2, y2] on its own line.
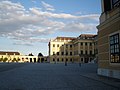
[0, 63, 120, 90]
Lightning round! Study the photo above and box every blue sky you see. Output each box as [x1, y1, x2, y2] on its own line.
[0, 0, 101, 56]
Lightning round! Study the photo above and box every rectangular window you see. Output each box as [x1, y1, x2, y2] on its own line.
[53, 52, 55, 55]
[57, 44, 59, 47]
[66, 45, 68, 48]
[53, 44, 55, 47]
[70, 52, 72, 55]
[90, 50, 92, 55]
[57, 52, 59, 55]
[90, 43, 92, 46]
[66, 52, 68, 55]
[81, 50, 83, 55]
[61, 52, 64, 55]
[85, 50, 88, 55]
[70, 58, 72, 62]
[70, 45, 72, 48]
[57, 58, 59, 62]
[103, 0, 112, 12]
[110, 33, 120, 63]
[81, 42, 83, 46]
[85, 42, 87, 46]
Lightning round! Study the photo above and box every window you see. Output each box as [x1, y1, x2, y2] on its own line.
[103, 0, 112, 12]
[57, 58, 59, 62]
[70, 52, 72, 55]
[90, 50, 92, 55]
[57, 52, 59, 55]
[66, 52, 68, 55]
[66, 58, 68, 61]
[81, 42, 83, 46]
[53, 58, 55, 61]
[85, 50, 88, 55]
[90, 43, 92, 46]
[61, 52, 64, 55]
[62, 58, 64, 62]
[110, 33, 120, 63]
[70, 58, 72, 62]
[66, 45, 68, 48]
[53, 44, 55, 47]
[112, 0, 120, 7]
[85, 42, 87, 46]
[81, 58, 83, 62]
[81, 50, 83, 55]
[70, 45, 72, 48]
[53, 52, 55, 55]
[57, 44, 59, 47]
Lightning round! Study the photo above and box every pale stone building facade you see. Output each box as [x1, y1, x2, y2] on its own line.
[0, 51, 47, 63]
[48, 34, 97, 63]
[49, 37, 75, 63]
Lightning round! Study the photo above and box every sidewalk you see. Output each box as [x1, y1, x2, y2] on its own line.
[78, 67, 120, 89]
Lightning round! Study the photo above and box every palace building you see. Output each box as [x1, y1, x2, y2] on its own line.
[48, 34, 97, 63]
[48, 37, 76, 63]
[0, 51, 47, 63]
[97, 0, 120, 79]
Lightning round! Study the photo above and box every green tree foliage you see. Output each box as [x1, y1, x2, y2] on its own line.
[28, 53, 34, 56]
[12, 58, 17, 62]
[3, 57, 8, 62]
[38, 53, 43, 56]
[17, 57, 20, 62]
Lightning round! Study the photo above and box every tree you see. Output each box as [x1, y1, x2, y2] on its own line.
[17, 57, 20, 62]
[0, 58, 3, 62]
[3, 57, 8, 62]
[0, 56, 3, 62]
[38, 53, 43, 56]
[12, 58, 17, 62]
[28, 53, 34, 56]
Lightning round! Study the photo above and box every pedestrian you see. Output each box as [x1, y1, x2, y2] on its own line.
[65, 60, 67, 66]
[79, 62, 81, 67]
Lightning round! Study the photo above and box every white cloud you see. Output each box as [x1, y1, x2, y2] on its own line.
[13, 42, 34, 46]
[31, 0, 36, 4]
[0, 0, 99, 46]
[30, 7, 99, 20]
[61, 22, 97, 33]
[41, 1, 55, 11]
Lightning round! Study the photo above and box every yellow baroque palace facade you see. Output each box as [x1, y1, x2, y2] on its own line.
[48, 34, 97, 63]
[0, 51, 47, 63]
[97, 0, 120, 79]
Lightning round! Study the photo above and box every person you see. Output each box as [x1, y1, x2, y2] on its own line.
[65, 60, 67, 66]
[79, 61, 81, 67]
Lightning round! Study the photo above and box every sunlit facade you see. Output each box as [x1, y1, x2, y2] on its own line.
[0, 51, 47, 63]
[73, 34, 97, 63]
[49, 37, 75, 63]
[48, 34, 97, 63]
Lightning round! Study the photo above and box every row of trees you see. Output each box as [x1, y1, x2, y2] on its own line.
[28, 53, 43, 56]
[0, 57, 20, 63]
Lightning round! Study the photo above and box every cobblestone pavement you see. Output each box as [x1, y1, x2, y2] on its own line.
[0, 63, 120, 90]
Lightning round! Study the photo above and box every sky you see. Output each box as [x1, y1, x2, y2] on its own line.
[0, 0, 101, 56]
